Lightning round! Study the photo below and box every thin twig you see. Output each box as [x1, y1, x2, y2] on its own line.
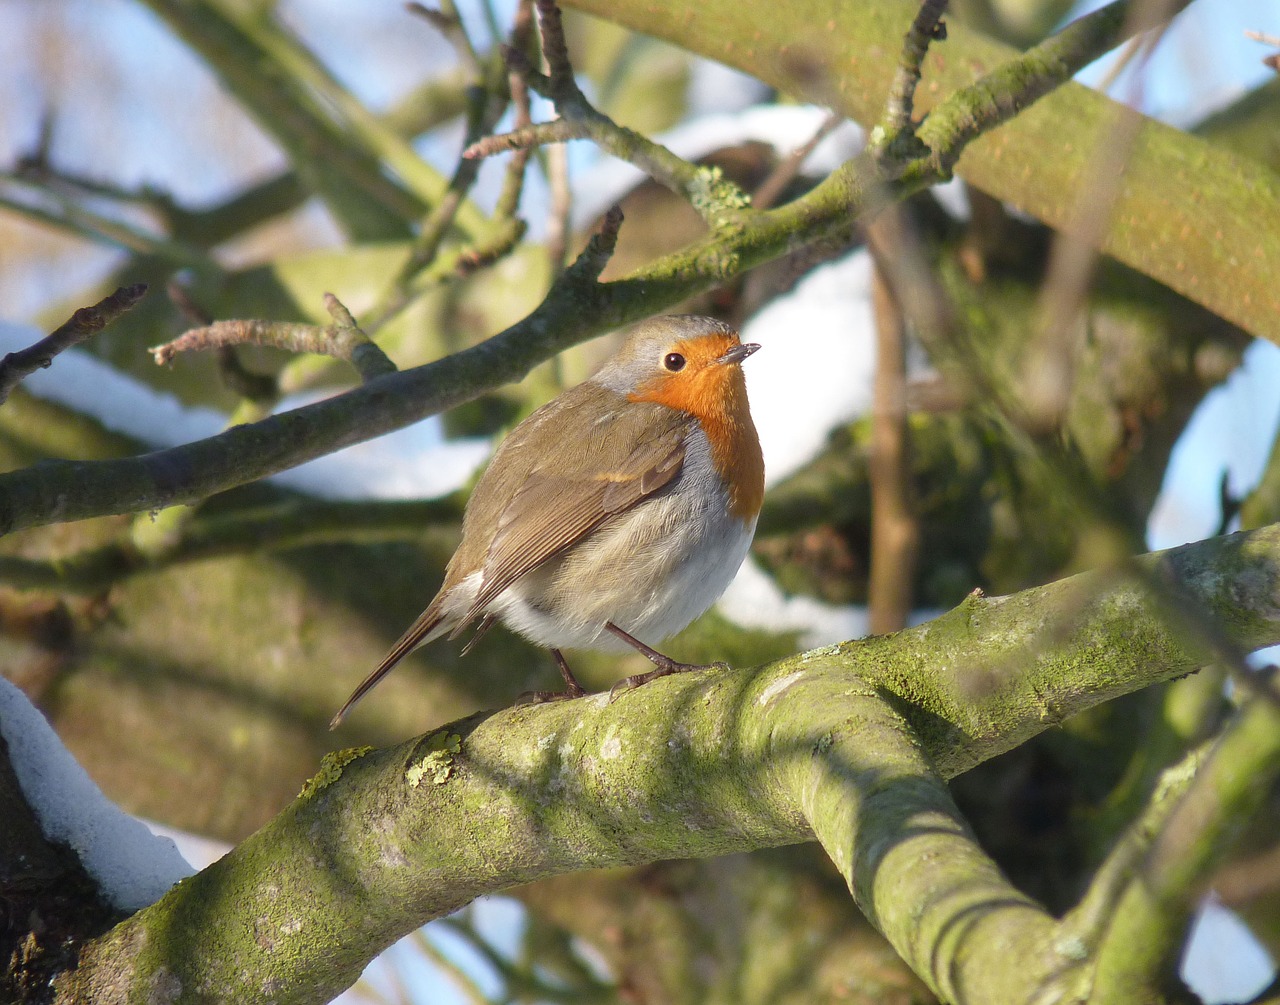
[0, 284, 147, 405]
[1023, 3, 1174, 433]
[866, 214, 920, 635]
[753, 111, 843, 211]
[407, 1, 482, 79]
[165, 280, 213, 327]
[1245, 29, 1280, 46]
[167, 281, 278, 402]
[544, 144, 572, 276]
[464, 118, 579, 158]
[881, 0, 951, 139]
[559, 204, 622, 284]
[1245, 28, 1280, 71]
[410, 928, 496, 1005]
[364, 0, 520, 332]
[151, 295, 396, 383]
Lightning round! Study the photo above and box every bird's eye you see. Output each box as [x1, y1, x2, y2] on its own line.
[663, 352, 686, 372]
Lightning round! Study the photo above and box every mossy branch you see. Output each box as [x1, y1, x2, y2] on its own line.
[52, 522, 1280, 1003]
[1089, 690, 1280, 1003]
[0, 497, 462, 593]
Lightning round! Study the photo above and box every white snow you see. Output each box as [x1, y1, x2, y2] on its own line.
[0, 677, 194, 911]
[741, 249, 878, 485]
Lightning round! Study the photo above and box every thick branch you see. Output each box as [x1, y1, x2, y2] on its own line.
[53, 522, 1280, 1002]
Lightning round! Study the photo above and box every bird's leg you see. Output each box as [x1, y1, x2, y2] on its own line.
[517, 648, 588, 704]
[553, 649, 587, 694]
[605, 621, 730, 701]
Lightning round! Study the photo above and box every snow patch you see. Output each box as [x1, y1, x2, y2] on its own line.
[0, 678, 194, 911]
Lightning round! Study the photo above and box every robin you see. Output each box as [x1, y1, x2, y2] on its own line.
[330, 314, 764, 728]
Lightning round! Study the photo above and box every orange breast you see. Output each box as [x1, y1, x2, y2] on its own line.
[629, 357, 764, 522]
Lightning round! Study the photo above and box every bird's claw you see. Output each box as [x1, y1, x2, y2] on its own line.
[516, 683, 587, 705]
[607, 659, 730, 703]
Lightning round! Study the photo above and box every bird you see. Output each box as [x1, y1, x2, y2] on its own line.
[330, 314, 764, 728]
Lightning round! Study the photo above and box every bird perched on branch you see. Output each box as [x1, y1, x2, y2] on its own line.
[331, 314, 764, 728]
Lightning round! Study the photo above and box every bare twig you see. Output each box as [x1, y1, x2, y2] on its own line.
[151, 295, 397, 383]
[165, 281, 212, 328]
[1213, 841, 1280, 908]
[881, 0, 950, 140]
[407, 1, 481, 78]
[1022, 3, 1174, 433]
[464, 117, 579, 158]
[866, 216, 920, 635]
[1245, 28, 1280, 71]
[363, 0, 522, 331]
[562, 204, 622, 282]
[544, 146, 572, 275]
[0, 284, 147, 405]
[167, 281, 277, 403]
[752, 111, 844, 211]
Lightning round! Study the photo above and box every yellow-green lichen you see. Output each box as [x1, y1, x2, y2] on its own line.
[690, 165, 751, 219]
[406, 732, 462, 787]
[300, 746, 374, 799]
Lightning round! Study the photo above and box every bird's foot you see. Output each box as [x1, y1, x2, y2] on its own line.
[516, 683, 588, 705]
[515, 648, 589, 704]
[607, 656, 729, 702]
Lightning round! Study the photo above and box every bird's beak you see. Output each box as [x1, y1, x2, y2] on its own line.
[716, 342, 761, 366]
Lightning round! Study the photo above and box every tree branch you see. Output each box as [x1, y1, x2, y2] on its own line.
[0, 212, 622, 535]
[1090, 689, 1280, 1003]
[50, 522, 1280, 1002]
[151, 294, 397, 383]
[0, 285, 148, 405]
[0, 0, 1206, 535]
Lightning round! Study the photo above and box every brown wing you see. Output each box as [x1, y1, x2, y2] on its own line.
[330, 386, 689, 729]
[454, 397, 692, 629]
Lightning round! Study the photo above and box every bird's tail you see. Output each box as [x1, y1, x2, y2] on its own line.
[329, 603, 449, 729]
